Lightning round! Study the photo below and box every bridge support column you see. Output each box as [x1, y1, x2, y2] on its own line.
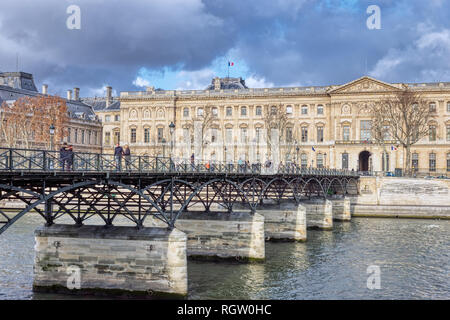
[33, 225, 188, 298]
[235, 202, 306, 242]
[303, 199, 333, 230]
[174, 211, 265, 262]
[331, 197, 351, 221]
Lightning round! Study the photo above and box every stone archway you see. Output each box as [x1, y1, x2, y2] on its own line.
[358, 151, 371, 172]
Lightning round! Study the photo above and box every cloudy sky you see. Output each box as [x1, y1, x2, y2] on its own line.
[1, 0, 450, 97]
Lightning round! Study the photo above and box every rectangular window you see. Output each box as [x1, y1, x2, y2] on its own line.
[429, 153, 436, 172]
[105, 132, 110, 145]
[226, 128, 233, 144]
[255, 128, 261, 143]
[197, 108, 203, 117]
[447, 153, 450, 172]
[286, 105, 293, 114]
[67, 128, 71, 143]
[286, 127, 293, 143]
[74, 129, 78, 143]
[130, 128, 136, 143]
[412, 153, 419, 172]
[317, 153, 324, 168]
[211, 128, 218, 143]
[105, 115, 111, 122]
[429, 102, 436, 113]
[87, 130, 91, 144]
[183, 108, 189, 117]
[81, 130, 85, 144]
[429, 125, 436, 141]
[301, 154, 308, 168]
[255, 106, 262, 116]
[447, 125, 450, 141]
[144, 128, 150, 143]
[317, 105, 324, 115]
[343, 126, 350, 141]
[240, 128, 247, 144]
[114, 131, 120, 145]
[317, 127, 324, 143]
[212, 107, 218, 116]
[301, 105, 308, 115]
[360, 120, 372, 141]
[447, 102, 450, 113]
[114, 115, 120, 122]
[342, 153, 348, 170]
[183, 128, 190, 143]
[226, 107, 232, 116]
[301, 127, 308, 143]
[241, 107, 247, 116]
[157, 128, 164, 143]
[94, 131, 98, 145]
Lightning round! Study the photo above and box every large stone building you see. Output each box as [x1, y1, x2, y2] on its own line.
[96, 76, 450, 175]
[0, 72, 102, 153]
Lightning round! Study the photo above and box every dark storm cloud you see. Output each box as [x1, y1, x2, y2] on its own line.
[1, 0, 449, 95]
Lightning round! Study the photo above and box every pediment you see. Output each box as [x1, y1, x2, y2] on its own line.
[328, 76, 400, 94]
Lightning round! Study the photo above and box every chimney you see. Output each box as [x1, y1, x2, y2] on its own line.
[106, 86, 112, 107]
[42, 84, 48, 95]
[67, 90, 72, 100]
[214, 77, 221, 90]
[73, 87, 80, 101]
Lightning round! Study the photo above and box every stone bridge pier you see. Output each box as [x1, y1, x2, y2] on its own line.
[330, 197, 352, 221]
[303, 199, 333, 230]
[33, 225, 188, 298]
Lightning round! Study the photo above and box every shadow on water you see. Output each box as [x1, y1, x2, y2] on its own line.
[0, 212, 449, 300]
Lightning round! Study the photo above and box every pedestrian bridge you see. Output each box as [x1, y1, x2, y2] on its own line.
[0, 147, 359, 235]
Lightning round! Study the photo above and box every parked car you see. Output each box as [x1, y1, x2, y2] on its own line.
[385, 172, 395, 177]
[424, 176, 435, 179]
[436, 175, 449, 179]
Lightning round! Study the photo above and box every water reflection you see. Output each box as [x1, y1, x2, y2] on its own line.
[0, 213, 448, 300]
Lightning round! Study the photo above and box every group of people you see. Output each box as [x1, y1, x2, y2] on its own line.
[59, 142, 74, 171]
[114, 143, 131, 171]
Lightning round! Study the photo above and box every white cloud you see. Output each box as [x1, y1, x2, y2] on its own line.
[87, 85, 118, 97]
[132, 76, 151, 88]
[245, 75, 274, 88]
[175, 68, 215, 90]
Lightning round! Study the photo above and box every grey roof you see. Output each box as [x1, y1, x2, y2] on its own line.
[0, 72, 38, 92]
[0, 73, 99, 123]
[82, 97, 121, 111]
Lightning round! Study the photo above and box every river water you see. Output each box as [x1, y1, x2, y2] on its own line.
[0, 214, 448, 300]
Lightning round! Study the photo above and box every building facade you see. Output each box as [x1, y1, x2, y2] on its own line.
[0, 72, 102, 153]
[97, 76, 450, 175]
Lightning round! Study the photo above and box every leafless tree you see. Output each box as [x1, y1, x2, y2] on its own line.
[371, 88, 432, 175]
[189, 106, 216, 160]
[263, 104, 288, 159]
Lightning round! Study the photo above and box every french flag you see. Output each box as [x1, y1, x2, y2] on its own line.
[312, 146, 316, 152]
[391, 146, 398, 151]
[228, 61, 234, 66]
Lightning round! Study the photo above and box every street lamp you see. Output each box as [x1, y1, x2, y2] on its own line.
[161, 138, 166, 158]
[169, 122, 175, 158]
[49, 124, 55, 150]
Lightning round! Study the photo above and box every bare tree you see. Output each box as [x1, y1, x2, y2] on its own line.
[371, 88, 432, 175]
[263, 104, 288, 160]
[189, 106, 216, 160]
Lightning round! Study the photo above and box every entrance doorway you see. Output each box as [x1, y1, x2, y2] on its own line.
[359, 151, 371, 172]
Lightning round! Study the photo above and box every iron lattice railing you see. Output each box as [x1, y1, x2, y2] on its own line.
[0, 147, 359, 176]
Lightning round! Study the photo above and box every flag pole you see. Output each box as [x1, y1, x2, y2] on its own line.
[227, 62, 229, 79]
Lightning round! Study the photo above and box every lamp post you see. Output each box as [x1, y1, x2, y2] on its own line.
[49, 124, 55, 150]
[169, 122, 175, 159]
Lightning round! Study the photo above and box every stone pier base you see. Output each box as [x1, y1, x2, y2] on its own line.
[331, 197, 351, 221]
[33, 225, 188, 298]
[252, 203, 306, 242]
[175, 211, 265, 262]
[304, 199, 333, 230]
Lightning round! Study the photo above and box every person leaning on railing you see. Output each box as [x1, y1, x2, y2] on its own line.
[114, 143, 123, 171]
[123, 145, 131, 171]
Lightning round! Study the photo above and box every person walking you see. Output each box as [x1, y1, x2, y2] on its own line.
[114, 143, 123, 171]
[59, 142, 68, 171]
[66, 145, 74, 171]
[123, 144, 131, 171]
[190, 153, 195, 171]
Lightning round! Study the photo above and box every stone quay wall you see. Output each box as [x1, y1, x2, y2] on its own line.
[353, 177, 450, 219]
[33, 225, 188, 298]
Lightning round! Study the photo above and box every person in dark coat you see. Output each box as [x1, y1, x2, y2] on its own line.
[59, 143, 68, 171]
[66, 145, 74, 171]
[114, 143, 123, 171]
[123, 144, 131, 171]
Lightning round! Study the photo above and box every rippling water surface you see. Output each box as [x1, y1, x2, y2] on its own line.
[0, 214, 448, 300]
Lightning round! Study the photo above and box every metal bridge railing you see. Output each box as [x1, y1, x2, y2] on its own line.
[0, 147, 359, 176]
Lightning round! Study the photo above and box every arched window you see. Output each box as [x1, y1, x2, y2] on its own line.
[301, 105, 308, 115]
[286, 105, 293, 114]
[255, 106, 262, 116]
[197, 107, 204, 117]
[429, 153, 436, 172]
[271, 106, 277, 115]
[212, 107, 218, 116]
[317, 105, 324, 115]
[143, 109, 150, 119]
[129, 109, 138, 120]
[301, 153, 308, 168]
[183, 108, 189, 117]
[241, 106, 247, 116]
[429, 102, 437, 113]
